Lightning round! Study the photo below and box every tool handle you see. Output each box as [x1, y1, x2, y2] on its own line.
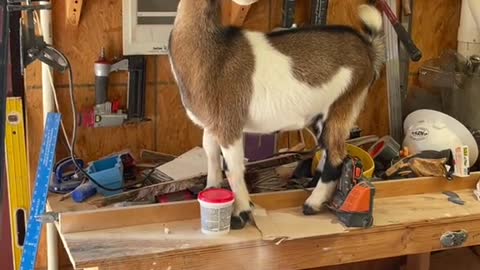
[393, 23, 422, 62]
[282, 0, 296, 28]
[72, 182, 97, 203]
[95, 75, 109, 104]
[375, 0, 422, 62]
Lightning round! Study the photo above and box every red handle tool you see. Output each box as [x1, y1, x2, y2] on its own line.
[373, 0, 422, 62]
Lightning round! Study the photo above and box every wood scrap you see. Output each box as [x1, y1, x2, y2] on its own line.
[90, 150, 311, 208]
[409, 158, 448, 177]
[385, 150, 454, 179]
[140, 149, 176, 164]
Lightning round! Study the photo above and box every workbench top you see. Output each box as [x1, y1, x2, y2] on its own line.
[48, 175, 480, 270]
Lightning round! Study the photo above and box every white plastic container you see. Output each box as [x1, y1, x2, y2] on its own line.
[197, 188, 235, 235]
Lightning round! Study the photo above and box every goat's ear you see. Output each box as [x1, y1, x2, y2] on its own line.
[232, 0, 259, 6]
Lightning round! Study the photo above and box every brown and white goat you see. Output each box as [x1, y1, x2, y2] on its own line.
[168, 0, 385, 229]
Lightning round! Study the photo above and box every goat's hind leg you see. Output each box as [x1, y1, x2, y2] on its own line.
[303, 110, 352, 215]
[303, 83, 369, 215]
[219, 136, 252, 229]
[203, 129, 224, 189]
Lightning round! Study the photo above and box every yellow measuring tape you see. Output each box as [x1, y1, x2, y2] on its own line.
[5, 97, 31, 270]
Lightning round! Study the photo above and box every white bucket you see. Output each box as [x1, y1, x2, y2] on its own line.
[197, 188, 235, 235]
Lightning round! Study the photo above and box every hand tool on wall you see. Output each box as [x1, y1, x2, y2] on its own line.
[282, 0, 296, 28]
[399, 0, 414, 103]
[372, 0, 422, 62]
[311, 0, 329, 25]
[86, 48, 147, 128]
[4, 97, 31, 270]
[7, 1, 68, 73]
[327, 156, 375, 228]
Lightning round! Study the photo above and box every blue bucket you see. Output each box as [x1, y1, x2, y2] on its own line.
[87, 155, 124, 196]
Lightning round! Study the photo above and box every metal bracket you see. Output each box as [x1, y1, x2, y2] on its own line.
[7, 4, 51, 12]
[440, 230, 468, 248]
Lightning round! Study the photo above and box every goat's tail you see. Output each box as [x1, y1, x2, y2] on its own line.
[358, 4, 385, 79]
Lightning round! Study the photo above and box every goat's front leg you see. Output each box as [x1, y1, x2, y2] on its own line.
[219, 136, 252, 229]
[203, 129, 223, 189]
[303, 149, 341, 214]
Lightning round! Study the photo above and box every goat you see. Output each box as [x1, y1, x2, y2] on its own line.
[168, 0, 385, 229]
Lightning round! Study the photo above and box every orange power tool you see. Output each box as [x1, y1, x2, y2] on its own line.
[327, 156, 375, 228]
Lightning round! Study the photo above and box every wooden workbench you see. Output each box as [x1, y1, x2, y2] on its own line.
[47, 174, 480, 270]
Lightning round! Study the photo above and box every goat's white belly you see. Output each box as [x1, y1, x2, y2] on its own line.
[243, 31, 354, 134]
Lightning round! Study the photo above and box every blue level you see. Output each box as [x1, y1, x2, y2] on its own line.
[20, 112, 61, 270]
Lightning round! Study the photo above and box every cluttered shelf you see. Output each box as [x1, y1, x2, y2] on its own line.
[46, 112, 480, 269]
[49, 173, 480, 270]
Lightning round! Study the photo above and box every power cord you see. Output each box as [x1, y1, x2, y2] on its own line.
[47, 46, 160, 192]
[32, 11, 161, 193]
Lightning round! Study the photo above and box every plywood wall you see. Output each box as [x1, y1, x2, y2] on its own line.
[26, 0, 462, 269]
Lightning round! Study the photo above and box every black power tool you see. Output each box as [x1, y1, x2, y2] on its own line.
[327, 156, 376, 228]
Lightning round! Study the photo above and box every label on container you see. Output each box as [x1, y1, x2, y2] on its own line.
[454, 145, 470, 177]
[200, 204, 233, 233]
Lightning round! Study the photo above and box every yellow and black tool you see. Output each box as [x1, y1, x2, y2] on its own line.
[5, 97, 31, 270]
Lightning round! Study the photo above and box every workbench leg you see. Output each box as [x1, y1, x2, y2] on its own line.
[46, 221, 58, 269]
[405, 253, 431, 270]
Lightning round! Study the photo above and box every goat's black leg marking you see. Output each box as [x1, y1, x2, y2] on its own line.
[303, 151, 343, 215]
[321, 151, 343, 182]
[230, 211, 251, 230]
[230, 202, 255, 230]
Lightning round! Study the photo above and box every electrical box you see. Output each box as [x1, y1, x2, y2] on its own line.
[122, 0, 179, 55]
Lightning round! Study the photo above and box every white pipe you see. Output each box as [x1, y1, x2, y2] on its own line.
[39, 1, 59, 270]
[458, 0, 480, 57]
[467, 0, 480, 29]
[40, 1, 54, 119]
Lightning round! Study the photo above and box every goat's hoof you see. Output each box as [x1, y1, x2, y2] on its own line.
[230, 211, 251, 230]
[303, 204, 319, 216]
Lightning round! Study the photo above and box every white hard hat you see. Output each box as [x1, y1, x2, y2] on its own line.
[403, 109, 478, 166]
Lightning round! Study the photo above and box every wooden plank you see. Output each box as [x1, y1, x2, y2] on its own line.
[405, 253, 431, 270]
[64, 217, 480, 269]
[230, 3, 252, 26]
[54, 174, 480, 234]
[254, 189, 480, 240]
[66, 0, 84, 26]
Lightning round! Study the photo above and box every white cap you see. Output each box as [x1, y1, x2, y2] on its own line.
[232, 0, 259, 5]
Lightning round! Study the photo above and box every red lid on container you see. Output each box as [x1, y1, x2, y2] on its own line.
[198, 188, 234, 204]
